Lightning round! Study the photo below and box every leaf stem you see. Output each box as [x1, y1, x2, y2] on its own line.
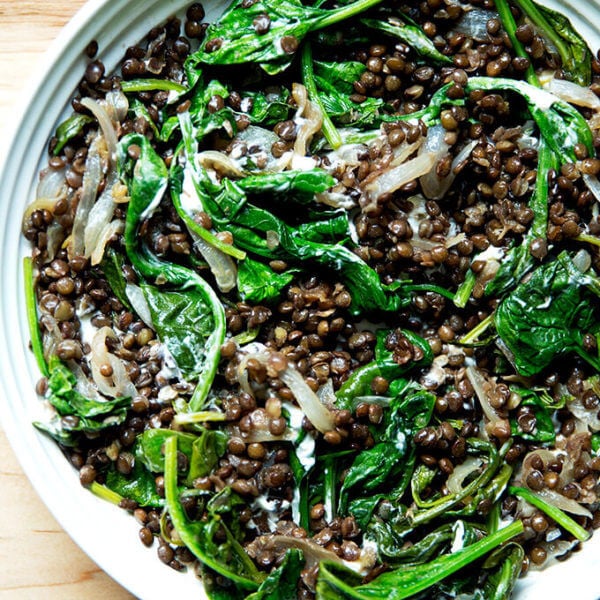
[494, 0, 540, 87]
[301, 43, 343, 150]
[23, 257, 48, 377]
[509, 486, 591, 542]
[89, 481, 124, 505]
[575, 233, 600, 248]
[459, 313, 494, 345]
[120, 79, 188, 94]
[315, 0, 384, 31]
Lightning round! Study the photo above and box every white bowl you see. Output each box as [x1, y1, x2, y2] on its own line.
[1, 1, 600, 598]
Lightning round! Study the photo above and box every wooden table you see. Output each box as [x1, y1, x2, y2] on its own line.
[0, 2, 134, 598]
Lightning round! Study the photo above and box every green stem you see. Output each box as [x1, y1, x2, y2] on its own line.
[511, 0, 571, 68]
[315, 0, 384, 31]
[403, 283, 456, 301]
[89, 481, 124, 505]
[453, 270, 476, 308]
[301, 43, 342, 149]
[509, 486, 591, 542]
[120, 79, 188, 94]
[173, 411, 227, 426]
[575, 233, 600, 248]
[459, 313, 495, 345]
[494, 0, 540, 87]
[23, 257, 48, 377]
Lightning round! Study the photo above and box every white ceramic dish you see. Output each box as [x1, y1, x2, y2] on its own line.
[1, 1, 600, 598]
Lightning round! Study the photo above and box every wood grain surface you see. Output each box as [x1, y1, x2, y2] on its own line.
[0, 1, 134, 598]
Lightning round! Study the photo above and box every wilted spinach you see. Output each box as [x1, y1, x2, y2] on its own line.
[34, 356, 130, 446]
[191, 0, 385, 75]
[495, 251, 600, 376]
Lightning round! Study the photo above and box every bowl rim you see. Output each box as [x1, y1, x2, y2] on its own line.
[2, 1, 600, 598]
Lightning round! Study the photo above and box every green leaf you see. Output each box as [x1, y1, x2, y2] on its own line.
[141, 282, 217, 380]
[316, 520, 524, 600]
[105, 459, 163, 508]
[24, 257, 48, 377]
[246, 549, 304, 600]
[163, 436, 264, 589]
[494, 252, 600, 376]
[118, 132, 226, 409]
[512, 0, 592, 86]
[509, 485, 591, 541]
[191, 0, 385, 75]
[361, 16, 452, 65]
[34, 357, 131, 446]
[101, 248, 132, 311]
[53, 113, 93, 155]
[237, 257, 296, 303]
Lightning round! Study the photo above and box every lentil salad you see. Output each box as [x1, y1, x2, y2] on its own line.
[20, 0, 600, 598]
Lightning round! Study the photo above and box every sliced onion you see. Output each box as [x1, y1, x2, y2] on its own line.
[236, 344, 336, 433]
[197, 150, 246, 178]
[315, 188, 356, 209]
[446, 456, 484, 495]
[546, 78, 600, 110]
[126, 283, 155, 328]
[267, 536, 376, 575]
[453, 7, 494, 41]
[465, 365, 503, 425]
[583, 173, 600, 204]
[568, 394, 600, 431]
[266, 230, 280, 250]
[193, 235, 237, 292]
[42, 222, 63, 261]
[419, 125, 451, 199]
[290, 83, 323, 170]
[102, 90, 129, 122]
[278, 365, 336, 433]
[533, 488, 593, 518]
[390, 138, 424, 168]
[89, 326, 137, 398]
[24, 167, 68, 225]
[89, 218, 123, 266]
[364, 152, 437, 203]
[80, 97, 119, 168]
[71, 135, 103, 257]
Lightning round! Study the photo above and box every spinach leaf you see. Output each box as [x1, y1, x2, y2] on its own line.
[238, 257, 296, 303]
[238, 169, 335, 199]
[52, 113, 93, 155]
[34, 356, 131, 446]
[335, 330, 433, 411]
[101, 248, 132, 311]
[164, 436, 264, 589]
[512, 0, 592, 86]
[191, 0, 385, 75]
[191, 165, 408, 315]
[246, 549, 304, 600]
[105, 460, 163, 508]
[187, 428, 229, 484]
[340, 384, 435, 526]
[465, 76, 594, 163]
[494, 0, 540, 86]
[479, 544, 524, 600]
[361, 16, 452, 65]
[509, 386, 561, 444]
[494, 251, 600, 376]
[485, 137, 557, 297]
[316, 520, 523, 600]
[136, 428, 197, 472]
[24, 256, 48, 377]
[118, 132, 226, 409]
[376, 521, 481, 566]
[141, 282, 217, 380]
[314, 60, 367, 94]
